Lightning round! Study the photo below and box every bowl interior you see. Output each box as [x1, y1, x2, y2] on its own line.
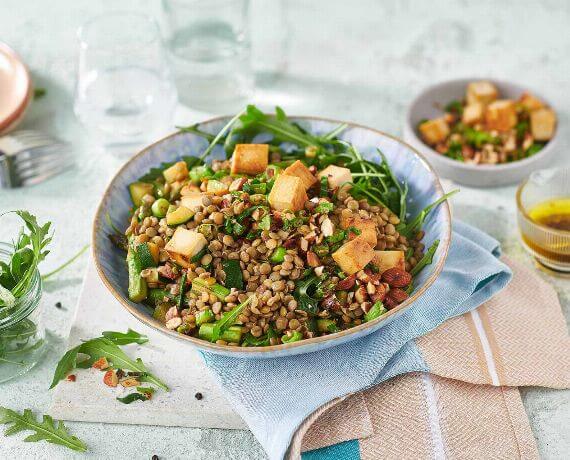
[93, 117, 451, 357]
[406, 78, 556, 169]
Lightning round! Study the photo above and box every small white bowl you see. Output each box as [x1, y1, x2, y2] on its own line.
[403, 78, 559, 188]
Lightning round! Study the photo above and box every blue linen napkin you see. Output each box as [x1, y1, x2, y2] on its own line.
[200, 221, 512, 460]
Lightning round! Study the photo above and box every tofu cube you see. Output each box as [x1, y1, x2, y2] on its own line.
[519, 92, 544, 112]
[462, 103, 484, 125]
[332, 238, 375, 275]
[530, 108, 556, 141]
[181, 192, 205, 211]
[163, 161, 189, 183]
[485, 100, 517, 131]
[372, 250, 405, 274]
[317, 165, 352, 189]
[231, 144, 269, 175]
[466, 81, 498, 106]
[283, 160, 317, 190]
[268, 174, 308, 211]
[418, 118, 450, 145]
[340, 214, 377, 247]
[165, 227, 207, 258]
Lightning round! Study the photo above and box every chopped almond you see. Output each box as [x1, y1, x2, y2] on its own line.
[103, 370, 118, 388]
[92, 357, 109, 370]
[119, 377, 141, 388]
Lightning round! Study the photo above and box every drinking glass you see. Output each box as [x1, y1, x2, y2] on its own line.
[162, 0, 253, 112]
[74, 12, 178, 150]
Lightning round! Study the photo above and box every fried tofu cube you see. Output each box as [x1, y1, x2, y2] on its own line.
[519, 92, 544, 112]
[163, 161, 189, 183]
[231, 144, 269, 175]
[165, 227, 207, 258]
[485, 100, 517, 131]
[268, 174, 307, 211]
[317, 165, 352, 189]
[372, 250, 405, 274]
[530, 108, 556, 141]
[340, 214, 377, 247]
[418, 118, 450, 145]
[283, 160, 317, 190]
[181, 192, 205, 211]
[466, 81, 498, 106]
[462, 103, 484, 125]
[332, 238, 375, 275]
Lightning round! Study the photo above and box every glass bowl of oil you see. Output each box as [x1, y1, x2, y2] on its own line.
[517, 167, 570, 272]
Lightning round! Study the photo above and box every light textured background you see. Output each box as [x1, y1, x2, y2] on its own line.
[0, 0, 569, 458]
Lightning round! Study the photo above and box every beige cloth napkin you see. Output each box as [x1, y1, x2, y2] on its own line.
[289, 256, 570, 459]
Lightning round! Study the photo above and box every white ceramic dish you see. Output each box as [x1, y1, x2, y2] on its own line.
[403, 78, 559, 188]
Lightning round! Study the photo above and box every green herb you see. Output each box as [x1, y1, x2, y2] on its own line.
[315, 201, 334, 214]
[0, 407, 87, 452]
[515, 120, 529, 141]
[319, 176, 329, 197]
[137, 386, 156, 395]
[241, 325, 278, 347]
[282, 215, 306, 231]
[444, 99, 463, 115]
[312, 244, 329, 258]
[445, 141, 464, 162]
[347, 226, 362, 236]
[50, 336, 168, 391]
[33, 88, 47, 100]
[259, 214, 271, 230]
[410, 240, 440, 277]
[222, 260, 243, 290]
[191, 278, 230, 301]
[270, 247, 287, 264]
[101, 329, 148, 346]
[525, 142, 544, 157]
[116, 393, 150, 404]
[0, 211, 52, 308]
[293, 273, 324, 315]
[326, 230, 346, 244]
[464, 127, 500, 149]
[242, 181, 267, 195]
[281, 331, 303, 343]
[210, 296, 253, 342]
[364, 301, 388, 322]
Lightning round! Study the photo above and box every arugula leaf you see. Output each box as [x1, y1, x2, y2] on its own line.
[0, 407, 87, 452]
[293, 273, 324, 315]
[50, 337, 168, 391]
[222, 260, 244, 291]
[444, 99, 464, 115]
[399, 190, 459, 238]
[116, 393, 150, 404]
[410, 240, 440, 277]
[0, 211, 52, 302]
[445, 141, 464, 162]
[101, 329, 149, 346]
[211, 296, 253, 342]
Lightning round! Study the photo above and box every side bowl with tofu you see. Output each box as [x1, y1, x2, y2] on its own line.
[93, 114, 451, 358]
[403, 78, 559, 187]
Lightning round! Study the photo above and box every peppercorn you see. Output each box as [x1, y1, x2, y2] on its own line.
[194, 392, 203, 400]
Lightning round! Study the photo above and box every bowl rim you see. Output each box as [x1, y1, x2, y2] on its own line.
[405, 77, 558, 172]
[92, 115, 452, 355]
[0, 42, 32, 133]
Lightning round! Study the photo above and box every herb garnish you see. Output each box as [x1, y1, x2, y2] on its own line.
[0, 407, 87, 452]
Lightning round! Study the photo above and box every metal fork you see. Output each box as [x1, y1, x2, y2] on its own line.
[0, 130, 73, 188]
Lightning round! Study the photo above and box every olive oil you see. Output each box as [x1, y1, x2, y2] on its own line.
[522, 198, 570, 265]
[528, 198, 570, 231]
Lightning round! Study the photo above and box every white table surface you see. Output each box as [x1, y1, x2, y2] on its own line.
[0, 0, 569, 458]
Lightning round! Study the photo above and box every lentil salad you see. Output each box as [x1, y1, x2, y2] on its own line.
[113, 106, 455, 347]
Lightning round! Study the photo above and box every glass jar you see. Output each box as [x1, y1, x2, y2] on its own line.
[0, 242, 46, 383]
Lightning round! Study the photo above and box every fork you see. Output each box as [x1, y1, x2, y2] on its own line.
[0, 130, 73, 188]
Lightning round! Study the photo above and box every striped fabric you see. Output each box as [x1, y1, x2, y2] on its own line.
[294, 256, 569, 459]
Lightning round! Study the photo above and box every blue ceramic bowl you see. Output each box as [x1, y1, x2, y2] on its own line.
[93, 116, 452, 358]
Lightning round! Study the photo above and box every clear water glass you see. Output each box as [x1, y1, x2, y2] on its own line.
[74, 12, 177, 150]
[162, 0, 253, 112]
